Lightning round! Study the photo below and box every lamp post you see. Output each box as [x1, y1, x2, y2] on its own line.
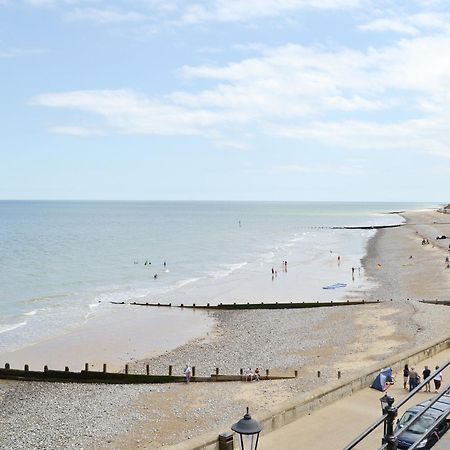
[379, 394, 398, 450]
[231, 407, 263, 450]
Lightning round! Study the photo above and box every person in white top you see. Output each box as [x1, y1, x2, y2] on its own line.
[184, 365, 192, 383]
[245, 367, 254, 382]
[433, 365, 443, 392]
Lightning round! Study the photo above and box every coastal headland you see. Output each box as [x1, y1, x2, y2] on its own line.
[1, 208, 450, 450]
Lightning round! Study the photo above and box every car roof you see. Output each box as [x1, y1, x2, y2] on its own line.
[407, 395, 450, 418]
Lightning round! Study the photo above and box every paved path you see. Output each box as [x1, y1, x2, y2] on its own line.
[259, 348, 450, 450]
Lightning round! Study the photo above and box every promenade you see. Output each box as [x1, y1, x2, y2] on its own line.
[259, 347, 450, 450]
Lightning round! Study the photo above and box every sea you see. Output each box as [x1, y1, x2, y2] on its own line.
[0, 201, 436, 355]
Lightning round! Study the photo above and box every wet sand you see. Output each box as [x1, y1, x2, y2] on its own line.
[0, 306, 214, 372]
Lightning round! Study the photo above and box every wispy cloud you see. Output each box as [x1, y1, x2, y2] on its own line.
[0, 46, 44, 58]
[19, 0, 364, 26]
[272, 163, 365, 175]
[179, 0, 363, 24]
[359, 12, 450, 35]
[65, 7, 147, 23]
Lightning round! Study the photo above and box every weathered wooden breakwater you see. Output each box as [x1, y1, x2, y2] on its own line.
[0, 363, 298, 384]
[111, 299, 381, 309]
[420, 299, 450, 306]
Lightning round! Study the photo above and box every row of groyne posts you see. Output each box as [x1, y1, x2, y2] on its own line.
[0, 362, 346, 384]
[114, 299, 381, 309]
[111, 299, 450, 310]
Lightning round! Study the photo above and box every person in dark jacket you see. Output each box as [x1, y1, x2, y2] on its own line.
[403, 364, 409, 390]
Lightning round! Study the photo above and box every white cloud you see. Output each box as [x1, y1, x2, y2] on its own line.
[48, 125, 105, 136]
[272, 163, 365, 175]
[359, 12, 450, 35]
[180, 0, 362, 24]
[31, 32, 450, 157]
[65, 7, 146, 23]
[359, 18, 419, 35]
[0, 47, 44, 58]
[20, 0, 364, 26]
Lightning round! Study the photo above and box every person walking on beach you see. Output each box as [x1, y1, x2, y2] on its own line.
[408, 367, 419, 391]
[423, 365, 431, 392]
[184, 365, 192, 383]
[403, 364, 409, 390]
[434, 366, 443, 392]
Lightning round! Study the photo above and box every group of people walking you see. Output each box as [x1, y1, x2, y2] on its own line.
[403, 364, 442, 392]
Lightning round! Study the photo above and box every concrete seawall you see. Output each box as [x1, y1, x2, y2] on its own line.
[168, 335, 450, 450]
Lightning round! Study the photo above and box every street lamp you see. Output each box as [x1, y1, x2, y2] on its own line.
[379, 394, 398, 450]
[231, 407, 263, 450]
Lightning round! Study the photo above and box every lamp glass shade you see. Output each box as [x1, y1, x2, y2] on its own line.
[237, 432, 260, 450]
[231, 408, 263, 450]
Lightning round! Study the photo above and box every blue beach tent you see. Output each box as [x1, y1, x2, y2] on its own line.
[371, 368, 393, 392]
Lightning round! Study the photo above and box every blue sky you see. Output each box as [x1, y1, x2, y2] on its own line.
[1, 0, 450, 201]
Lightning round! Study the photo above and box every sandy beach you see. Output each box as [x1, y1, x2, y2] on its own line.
[1, 208, 450, 450]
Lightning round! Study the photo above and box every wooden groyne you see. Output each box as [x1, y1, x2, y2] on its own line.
[0, 363, 297, 384]
[420, 300, 450, 306]
[111, 300, 380, 310]
[331, 224, 404, 230]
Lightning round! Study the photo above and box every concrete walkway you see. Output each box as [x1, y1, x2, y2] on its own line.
[259, 348, 450, 450]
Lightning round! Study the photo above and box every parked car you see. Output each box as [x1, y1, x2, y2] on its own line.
[395, 394, 450, 449]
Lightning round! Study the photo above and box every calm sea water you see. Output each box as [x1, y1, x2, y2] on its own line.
[0, 201, 435, 353]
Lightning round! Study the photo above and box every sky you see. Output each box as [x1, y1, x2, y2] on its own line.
[1, 0, 450, 201]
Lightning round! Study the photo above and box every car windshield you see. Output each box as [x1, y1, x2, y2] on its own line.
[399, 411, 436, 435]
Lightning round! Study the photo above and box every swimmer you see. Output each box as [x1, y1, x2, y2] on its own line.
[153, 273, 158, 279]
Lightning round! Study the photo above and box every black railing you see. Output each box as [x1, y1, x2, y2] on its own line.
[344, 359, 450, 450]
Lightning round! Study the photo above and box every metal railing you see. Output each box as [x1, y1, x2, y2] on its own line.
[344, 358, 450, 450]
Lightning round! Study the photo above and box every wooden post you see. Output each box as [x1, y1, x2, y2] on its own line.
[65, 366, 69, 372]
[85, 363, 89, 372]
[5, 363, 10, 370]
[125, 364, 129, 375]
[169, 365, 173, 376]
[103, 363, 107, 373]
[216, 367, 219, 375]
[294, 370, 298, 378]
[146, 364, 150, 375]
[338, 370, 341, 379]
[24, 364, 29, 372]
[192, 366, 196, 377]
[44, 365, 48, 372]
[317, 370, 321, 378]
